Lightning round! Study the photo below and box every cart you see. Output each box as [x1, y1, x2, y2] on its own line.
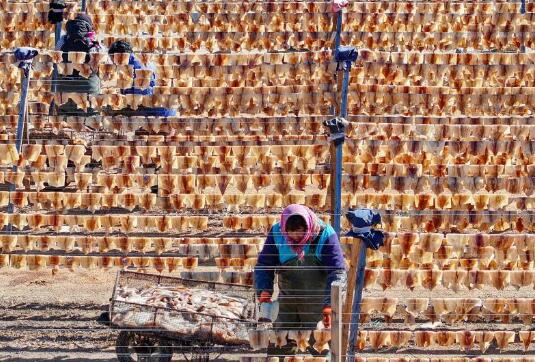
[105, 271, 257, 362]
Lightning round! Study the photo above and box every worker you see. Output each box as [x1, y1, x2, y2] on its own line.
[254, 204, 346, 356]
[105, 40, 177, 118]
[53, 13, 102, 115]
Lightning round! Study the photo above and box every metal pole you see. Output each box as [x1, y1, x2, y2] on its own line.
[81, 0, 87, 12]
[7, 67, 32, 229]
[16, 73, 30, 154]
[334, 11, 343, 52]
[345, 243, 367, 362]
[331, 65, 350, 235]
[339, 63, 350, 119]
[329, 6, 345, 228]
[52, 22, 62, 93]
[332, 138, 343, 235]
[520, 0, 526, 52]
[332, 9, 343, 115]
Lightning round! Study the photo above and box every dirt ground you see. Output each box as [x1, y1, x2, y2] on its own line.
[0, 270, 116, 361]
[0, 269, 530, 361]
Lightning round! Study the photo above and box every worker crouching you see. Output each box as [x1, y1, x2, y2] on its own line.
[254, 204, 347, 356]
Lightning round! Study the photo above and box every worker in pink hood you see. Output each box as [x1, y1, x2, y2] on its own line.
[255, 204, 346, 356]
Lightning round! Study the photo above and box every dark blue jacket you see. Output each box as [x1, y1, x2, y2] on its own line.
[121, 54, 176, 117]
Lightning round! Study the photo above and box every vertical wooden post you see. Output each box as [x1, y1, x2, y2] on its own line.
[346, 243, 368, 362]
[330, 280, 343, 362]
[341, 239, 362, 359]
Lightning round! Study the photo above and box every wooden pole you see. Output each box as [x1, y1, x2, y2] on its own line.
[330, 280, 343, 362]
[341, 239, 364, 360]
[346, 242, 368, 362]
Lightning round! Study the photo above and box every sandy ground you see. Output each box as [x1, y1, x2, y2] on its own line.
[0, 269, 531, 361]
[0, 270, 116, 361]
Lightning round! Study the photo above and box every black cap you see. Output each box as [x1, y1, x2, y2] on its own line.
[109, 40, 133, 55]
[75, 13, 93, 28]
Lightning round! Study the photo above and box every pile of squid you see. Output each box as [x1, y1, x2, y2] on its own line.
[111, 284, 254, 344]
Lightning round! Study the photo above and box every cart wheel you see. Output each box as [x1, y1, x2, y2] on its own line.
[116, 331, 173, 362]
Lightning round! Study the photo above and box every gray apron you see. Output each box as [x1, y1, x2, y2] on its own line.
[55, 73, 101, 94]
[55, 74, 100, 116]
[274, 231, 327, 330]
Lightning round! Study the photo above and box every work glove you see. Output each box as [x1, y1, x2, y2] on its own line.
[322, 306, 332, 329]
[258, 291, 272, 303]
[48, 0, 67, 24]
